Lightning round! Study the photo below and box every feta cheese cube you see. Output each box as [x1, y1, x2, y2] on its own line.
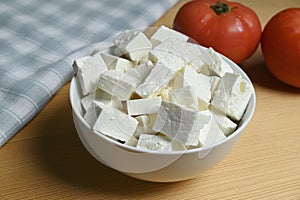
[198, 113, 226, 146]
[171, 66, 211, 110]
[211, 73, 253, 121]
[136, 134, 186, 151]
[210, 76, 221, 95]
[81, 92, 95, 113]
[210, 107, 237, 136]
[150, 38, 207, 73]
[125, 136, 138, 147]
[125, 61, 153, 84]
[83, 101, 104, 127]
[191, 75, 212, 111]
[93, 105, 138, 142]
[73, 53, 107, 95]
[201, 47, 233, 77]
[169, 86, 198, 110]
[94, 88, 123, 110]
[172, 66, 210, 89]
[134, 114, 157, 137]
[84, 98, 123, 129]
[135, 62, 176, 98]
[150, 25, 189, 46]
[114, 30, 152, 63]
[81, 88, 123, 113]
[100, 52, 133, 73]
[97, 70, 140, 100]
[153, 100, 211, 146]
[186, 43, 210, 73]
[126, 97, 162, 116]
[149, 39, 186, 72]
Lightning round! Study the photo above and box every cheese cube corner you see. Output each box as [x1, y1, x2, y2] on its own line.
[153, 101, 211, 146]
[134, 114, 157, 137]
[135, 62, 176, 98]
[126, 97, 162, 116]
[101, 52, 134, 73]
[198, 115, 226, 147]
[210, 106, 237, 136]
[201, 47, 233, 77]
[93, 106, 138, 143]
[150, 25, 189, 46]
[114, 30, 152, 63]
[211, 73, 253, 121]
[98, 70, 139, 100]
[73, 53, 107, 95]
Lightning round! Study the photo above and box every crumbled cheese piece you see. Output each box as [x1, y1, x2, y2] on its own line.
[114, 30, 152, 63]
[81, 92, 95, 113]
[172, 66, 210, 89]
[211, 73, 253, 121]
[198, 113, 226, 146]
[169, 86, 198, 110]
[201, 47, 233, 77]
[150, 38, 207, 73]
[83, 98, 123, 128]
[125, 136, 138, 147]
[73, 53, 107, 95]
[136, 134, 186, 151]
[171, 66, 211, 110]
[150, 25, 189, 46]
[210, 107, 237, 136]
[134, 114, 157, 137]
[93, 105, 138, 142]
[153, 100, 211, 146]
[135, 62, 176, 98]
[81, 88, 123, 113]
[125, 61, 153, 83]
[95, 88, 123, 110]
[149, 40, 186, 72]
[210, 76, 221, 95]
[126, 97, 162, 116]
[186, 43, 209, 73]
[100, 52, 134, 73]
[97, 70, 139, 100]
[83, 101, 104, 128]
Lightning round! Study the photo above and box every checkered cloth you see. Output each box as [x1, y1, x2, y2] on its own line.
[0, 0, 178, 147]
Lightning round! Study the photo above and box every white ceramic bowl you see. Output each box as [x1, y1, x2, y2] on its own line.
[69, 31, 256, 182]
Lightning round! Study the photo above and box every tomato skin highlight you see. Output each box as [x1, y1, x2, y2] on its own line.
[261, 8, 300, 88]
[173, 0, 261, 64]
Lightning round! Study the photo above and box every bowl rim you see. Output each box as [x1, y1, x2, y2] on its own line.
[69, 43, 256, 156]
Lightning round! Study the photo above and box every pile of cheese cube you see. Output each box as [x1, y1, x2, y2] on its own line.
[73, 25, 253, 152]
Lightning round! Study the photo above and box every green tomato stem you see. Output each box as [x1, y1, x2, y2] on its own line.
[210, 1, 231, 15]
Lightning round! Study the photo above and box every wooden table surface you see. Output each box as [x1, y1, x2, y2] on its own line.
[1, 0, 300, 199]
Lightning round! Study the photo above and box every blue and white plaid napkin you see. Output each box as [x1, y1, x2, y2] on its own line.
[0, 0, 178, 147]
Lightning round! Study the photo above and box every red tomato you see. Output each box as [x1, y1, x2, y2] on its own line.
[261, 8, 300, 88]
[173, 0, 261, 64]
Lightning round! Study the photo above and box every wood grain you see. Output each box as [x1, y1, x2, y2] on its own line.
[1, 0, 300, 199]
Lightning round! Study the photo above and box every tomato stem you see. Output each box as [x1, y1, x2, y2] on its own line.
[210, 1, 231, 15]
